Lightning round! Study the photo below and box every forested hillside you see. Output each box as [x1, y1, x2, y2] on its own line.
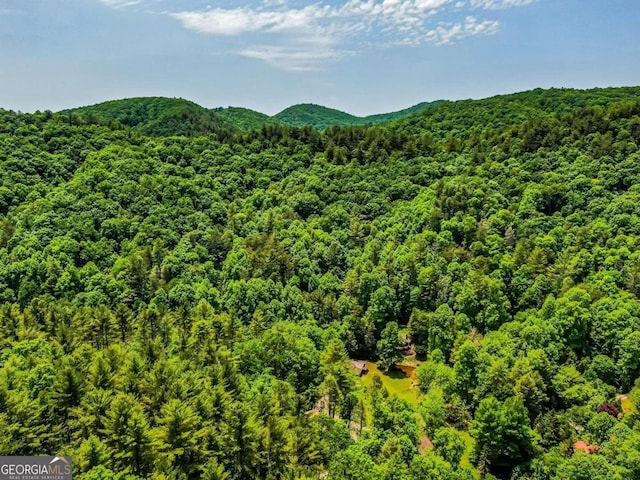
[2, 86, 640, 480]
[65, 97, 230, 137]
[215, 107, 280, 131]
[67, 97, 445, 133]
[273, 104, 363, 130]
[272, 101, 446, 130]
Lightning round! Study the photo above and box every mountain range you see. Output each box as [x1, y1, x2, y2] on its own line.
[63, 97, 447, 135]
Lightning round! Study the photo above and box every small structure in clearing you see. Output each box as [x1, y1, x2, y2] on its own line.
[350, 360, 369, 376]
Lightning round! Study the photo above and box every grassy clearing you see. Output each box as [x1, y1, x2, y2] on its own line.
[357, 361, 480, 478]
[459, 430, 476, 470]
[360, 361, 421, 406]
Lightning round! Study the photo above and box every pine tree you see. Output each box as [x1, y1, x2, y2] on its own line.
[155, 399, 205, 476]
[102, 394, 156, 476]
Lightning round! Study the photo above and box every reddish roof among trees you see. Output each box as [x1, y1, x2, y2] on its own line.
[574, 441, 600, 454]
[419, 436, 434, 455]
[597, 403, 620, 418]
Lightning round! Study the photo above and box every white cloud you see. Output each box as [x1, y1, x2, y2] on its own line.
[99, 0, 142, 7]
[170, 5, 333, 36]
[240, 45, 345, 71]
[169, 1, 477, 70]
[470, 0, 537, 9]
[170, 1, 463, 40]
[102, 0, 536, 70]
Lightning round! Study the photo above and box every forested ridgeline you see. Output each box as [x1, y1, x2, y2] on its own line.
[64, 96, 447, 133]
[1, 87, 640, 479]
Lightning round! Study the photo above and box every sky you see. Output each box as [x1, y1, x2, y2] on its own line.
[0, 0, 638, 116]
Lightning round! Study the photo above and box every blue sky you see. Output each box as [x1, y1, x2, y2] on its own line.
[0, 0, 638, 115]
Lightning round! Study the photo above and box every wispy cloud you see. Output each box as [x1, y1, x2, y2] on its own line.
[0, 8, 23, 15]
[101, 0, 538, 70]
[470, 0, 537, 9]
[99, 0, 142, 8]
[169, 1, 453, 40]
[240, 44, 346, 71]
[425, 16, 499, 46]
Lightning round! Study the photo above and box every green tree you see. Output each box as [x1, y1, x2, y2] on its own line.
[377, 322, 404, 371]
[221, 404, 261, 480]
[432, 427, 466, 466]
[419, 386, 446, 436]
[618, 331, 640, 390]
[453, 340, 479, 404]
[586, 412, 617, 445]
[76, 435, 110, 473]
[155, 399, 205, 476]
[329, 446, 378, 480]
[470, 396, 537, 474]
[201, 459, 231, 480]
[554, 454, 625, 480]
[102, 394, 156, 476]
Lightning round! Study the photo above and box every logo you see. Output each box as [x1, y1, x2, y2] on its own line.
[0, 456, 72, 480]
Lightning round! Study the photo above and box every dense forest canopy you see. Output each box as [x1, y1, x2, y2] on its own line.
[2, 86, 640, 479]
